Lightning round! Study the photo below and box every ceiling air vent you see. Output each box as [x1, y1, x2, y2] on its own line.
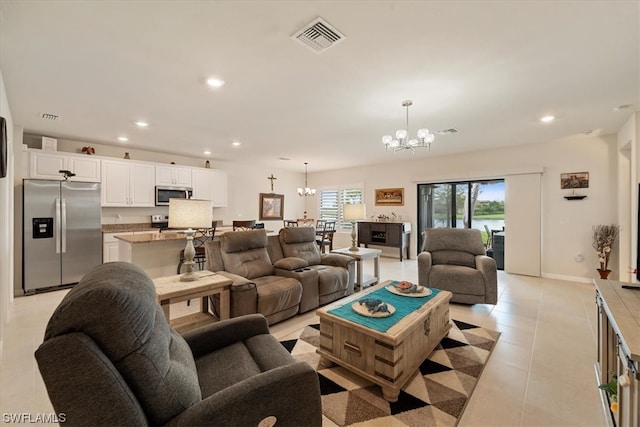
[292, 17, 345, 53]
[41, 112, 59, 121]
[437, 128, 459, 135]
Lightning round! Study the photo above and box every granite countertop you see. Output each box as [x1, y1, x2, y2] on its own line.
[102, 223, 158, 233]
[115, 232, 187, 243]
[113, 226, 237, 243]
[594, 278, 640, 362]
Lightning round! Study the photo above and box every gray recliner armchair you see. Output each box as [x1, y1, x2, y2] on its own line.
[35, 262, 321, 426]
[418, 228, 497, 304]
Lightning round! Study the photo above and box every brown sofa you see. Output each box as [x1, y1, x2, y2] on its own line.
[205, 229, 302, 325]
[267, 227, 355, 312]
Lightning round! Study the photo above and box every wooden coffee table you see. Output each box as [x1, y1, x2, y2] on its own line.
[316, 280, 452, 402]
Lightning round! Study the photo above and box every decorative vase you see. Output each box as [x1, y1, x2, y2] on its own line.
[124, 152, 130, 159]
[597, 269, 611, 279]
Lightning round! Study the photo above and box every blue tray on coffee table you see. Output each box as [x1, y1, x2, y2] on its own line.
[327, 281, 441, 333]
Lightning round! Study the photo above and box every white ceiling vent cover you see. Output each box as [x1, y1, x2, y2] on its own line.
[292, 17, 345, 53]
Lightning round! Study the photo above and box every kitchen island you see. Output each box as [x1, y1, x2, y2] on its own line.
[115, 227, 234, 278]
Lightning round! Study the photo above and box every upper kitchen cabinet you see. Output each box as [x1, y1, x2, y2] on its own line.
[156, 165, 192, 187]
[192, 168, 228, 207]
[101, 159, 155, 207]
[29, 150, 101, 182]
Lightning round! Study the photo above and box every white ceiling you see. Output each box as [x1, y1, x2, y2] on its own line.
[0, 1, 638, 173]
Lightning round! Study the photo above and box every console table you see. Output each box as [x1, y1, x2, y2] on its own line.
[357, 222, 411, 261]
[594, 279, 640, 427]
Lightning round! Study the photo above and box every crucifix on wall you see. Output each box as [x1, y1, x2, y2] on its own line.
[267, 174, 277, 192]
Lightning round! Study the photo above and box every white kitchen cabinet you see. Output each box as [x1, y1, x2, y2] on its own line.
[191, 168, 228, 207]
[30, 150, 101, 182]
[156, 165, 192, 187]
[101, 160, 155, 207]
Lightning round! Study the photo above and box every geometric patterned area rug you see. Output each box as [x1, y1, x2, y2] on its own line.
[280, 319, 500, 427]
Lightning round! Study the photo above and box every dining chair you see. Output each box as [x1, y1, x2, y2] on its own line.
[315, 221, 336, 253]
[284, 220, 299, 227]
[233, 220, 256, 231]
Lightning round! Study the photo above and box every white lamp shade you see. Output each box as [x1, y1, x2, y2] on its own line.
[343, 203, 366, 221]
[168, 199, 212, 229]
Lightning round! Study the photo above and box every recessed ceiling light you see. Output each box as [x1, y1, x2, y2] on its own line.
[118, 136, 128, 142]
[203, 150, 211, 155]
[206, 77, 225, 88]
[135, 121, 149, 127]
[540, 115, 555, 123]
[231, 141, 241, 147]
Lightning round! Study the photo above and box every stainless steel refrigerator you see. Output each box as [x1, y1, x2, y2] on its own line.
[23, 179, 102, 293]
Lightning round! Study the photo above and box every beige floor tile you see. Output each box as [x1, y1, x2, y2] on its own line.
[0, 259, 608, 427]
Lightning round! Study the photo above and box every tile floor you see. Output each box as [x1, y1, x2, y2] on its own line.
[0, 257, 607, 426]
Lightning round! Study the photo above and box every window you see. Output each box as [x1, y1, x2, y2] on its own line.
[319, 186, 363, 229]
[417, 179, 504, 250]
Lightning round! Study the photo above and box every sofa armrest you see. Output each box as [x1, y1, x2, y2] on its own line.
[320, 253, 354, 269]
[475, 255, 498, 303]
[167, 362, 322, 427]
[182, 314, 269, 358]
[273, 257, 309, 271]
[211, 271, 258, 317]
[417, 252, 433, 287]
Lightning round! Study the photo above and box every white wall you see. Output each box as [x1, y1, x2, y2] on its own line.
[309, 133, 618, 281]
[616, 112, 639, 283]
[0, 70, 15, 354]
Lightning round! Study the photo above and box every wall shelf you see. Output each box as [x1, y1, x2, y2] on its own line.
[564, 195, 587, 200]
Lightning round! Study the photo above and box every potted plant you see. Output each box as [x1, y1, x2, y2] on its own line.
[592, 224, 620, 279]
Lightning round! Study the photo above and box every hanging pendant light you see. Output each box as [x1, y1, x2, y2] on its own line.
[297, 162, 316, 196]
[381, 100, 436, 153]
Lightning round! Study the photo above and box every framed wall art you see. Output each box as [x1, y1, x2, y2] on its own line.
[560, 172, 589, 189]
[259, 193, 284, 220]
[375, 188, 404, 206]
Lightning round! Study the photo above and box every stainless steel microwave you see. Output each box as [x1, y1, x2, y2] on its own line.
[155, 186, 193, 206]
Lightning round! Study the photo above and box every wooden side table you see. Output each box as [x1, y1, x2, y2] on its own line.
[153, 271, 232, 333]
[331, 247, 382, 289]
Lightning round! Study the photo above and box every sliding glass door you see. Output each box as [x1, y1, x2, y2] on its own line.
[417, 180, 504, 251]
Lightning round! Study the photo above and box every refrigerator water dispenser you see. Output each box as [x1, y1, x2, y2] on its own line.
[32, 217, 54, 239]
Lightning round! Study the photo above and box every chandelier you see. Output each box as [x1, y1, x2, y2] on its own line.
[297, 162, 316, 196]
[382, 100, 435, 153]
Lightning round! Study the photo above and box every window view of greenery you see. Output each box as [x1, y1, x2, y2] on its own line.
[418, 180, 505, 248]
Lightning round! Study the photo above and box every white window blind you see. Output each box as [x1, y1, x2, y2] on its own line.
[319, 186, 363, 229]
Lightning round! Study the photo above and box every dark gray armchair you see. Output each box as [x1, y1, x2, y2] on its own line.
[35, 262, 321, 426]
[418, 228, 497, 304]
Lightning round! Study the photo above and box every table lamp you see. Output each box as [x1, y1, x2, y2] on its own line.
[343, 203, 366, 251]
[169, 198, 212, 281]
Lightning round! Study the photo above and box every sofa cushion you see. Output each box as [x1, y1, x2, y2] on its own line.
[43, 262, 201, 425]
[429, 265, 486, 295]
[424, 228, 486, 255]
[221, 248, 274, 279]
[253, 276, 302, 316]
[309, 265, 348, 297]
[221, 229, 268, 253]
[280, 227, 316, 244]
[273, 257, 309, 271]
[431, 250, 476, 268]
[279, 228, 322, 265]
